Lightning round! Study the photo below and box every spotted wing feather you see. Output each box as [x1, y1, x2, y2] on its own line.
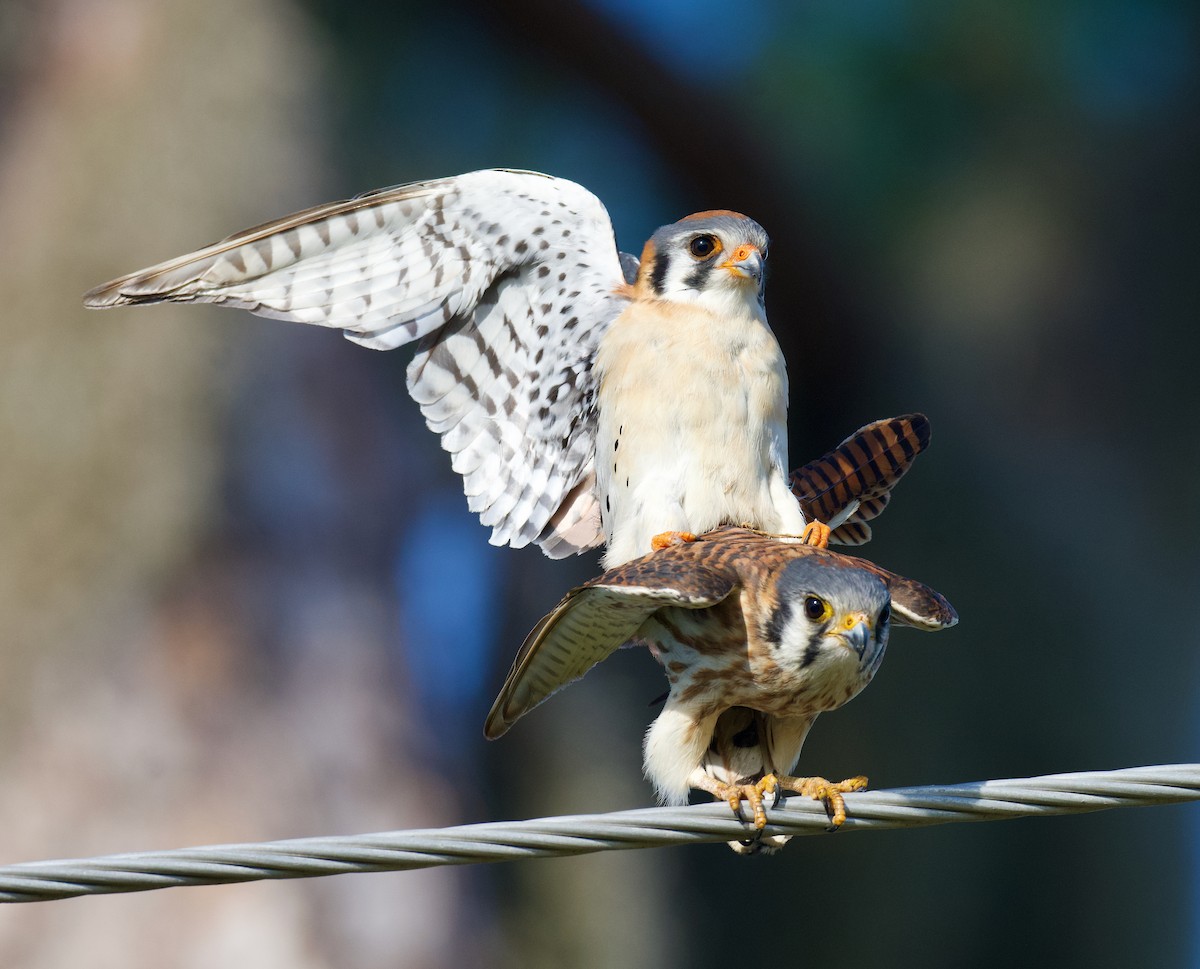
[791, 413, 931, 546]
[484, 562, 736, 739]
[84, 169, 630, 556]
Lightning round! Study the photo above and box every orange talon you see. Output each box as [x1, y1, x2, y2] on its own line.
[775, 774, 868, 828]
[801, 520, 831, 549]
[703, 774, 781, 830]
[690, 771, 863, 853]
[749, 773, 781, 829]
[650, 530, 697, 551]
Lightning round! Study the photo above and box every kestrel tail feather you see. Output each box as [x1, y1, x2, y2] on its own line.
[790, 413, 931, 546]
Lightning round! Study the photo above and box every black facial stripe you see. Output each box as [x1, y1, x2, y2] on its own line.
[683, 260, 712, 291]
[649, 250, 670, 296]
[800, 630, 824, 668]
[762, 596, 793, 645]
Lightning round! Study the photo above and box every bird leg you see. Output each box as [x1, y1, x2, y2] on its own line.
[800, 520, 831, 548]
[650, 530, 697, 551]
[771, 772, 868, 828]
[688, 772, 783, 830]
[692, 771, 868, 831]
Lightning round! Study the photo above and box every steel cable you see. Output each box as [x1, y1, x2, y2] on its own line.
[1, 764, 1195, 903]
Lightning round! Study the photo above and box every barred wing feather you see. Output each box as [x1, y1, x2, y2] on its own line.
[485, 564, 736, 739]
[84, 169, 631, 556]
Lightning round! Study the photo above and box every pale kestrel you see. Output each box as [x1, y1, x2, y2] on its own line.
[86, 169, 844, 566]
[486, 527, 956, 852]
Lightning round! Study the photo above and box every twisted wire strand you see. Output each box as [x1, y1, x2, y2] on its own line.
[1, 764, 1196, 903]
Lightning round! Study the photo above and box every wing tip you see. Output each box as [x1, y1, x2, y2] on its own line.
[892, 590, 959, 631]
[83, 267, 198, 309]
[82, 280, 130, 309]
[482, 707, 512, 740]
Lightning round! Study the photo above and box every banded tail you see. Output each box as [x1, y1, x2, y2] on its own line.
[790, 414, 931, 546]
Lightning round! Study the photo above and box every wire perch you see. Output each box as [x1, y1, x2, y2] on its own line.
[1, 764, 1196, 903]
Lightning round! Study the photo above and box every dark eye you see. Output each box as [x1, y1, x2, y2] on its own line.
[803, 596, 829, 621]
[879, 603, 891, 626]
[689, 235, 718, 258]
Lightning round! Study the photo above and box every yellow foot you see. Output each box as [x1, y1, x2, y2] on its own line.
[775, 773, 868, 828]
[704, 772, 865, 830]
[801, 520, 831, 549]
[686, 772, 777, 834]
[724, 777, 782, 829]
[650, 530, 697, 551]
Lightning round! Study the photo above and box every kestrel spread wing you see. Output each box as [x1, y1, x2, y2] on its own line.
[84, 169, 633, 557]
[790, 413, 931, 546]
[484, 562, 737, 740]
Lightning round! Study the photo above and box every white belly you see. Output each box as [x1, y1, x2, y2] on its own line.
[594, 300, 806, 567]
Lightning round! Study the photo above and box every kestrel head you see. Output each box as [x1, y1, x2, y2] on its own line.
[758, 556, 892, 700]
[634, 211, 769, 312]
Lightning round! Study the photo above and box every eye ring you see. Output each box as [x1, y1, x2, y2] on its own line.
[803, 595, 830, 622]
[879, 603, 891, 626]
[688, 234, 720, 259]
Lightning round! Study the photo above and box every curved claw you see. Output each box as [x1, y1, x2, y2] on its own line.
[692, 770, 865, 854]
[769, 776, 785, 810]
[713, 774, 782, 830]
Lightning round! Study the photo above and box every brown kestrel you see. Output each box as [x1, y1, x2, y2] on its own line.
[486, 527, 956, 852]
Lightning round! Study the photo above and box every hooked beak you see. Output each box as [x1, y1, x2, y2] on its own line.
[720, 244, 764, 284]
[833, 612, 873, 659]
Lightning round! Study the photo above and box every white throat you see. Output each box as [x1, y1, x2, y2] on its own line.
[663, 282, 765, 322]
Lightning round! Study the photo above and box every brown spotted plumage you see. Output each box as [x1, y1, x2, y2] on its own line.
[485, 527, 956, 851]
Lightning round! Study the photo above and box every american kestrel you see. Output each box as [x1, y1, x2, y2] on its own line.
[85, 169, 830, 566]
[485, 527, 956, 851]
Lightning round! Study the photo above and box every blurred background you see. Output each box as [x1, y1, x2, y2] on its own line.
[0, 0, 1197, 965]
